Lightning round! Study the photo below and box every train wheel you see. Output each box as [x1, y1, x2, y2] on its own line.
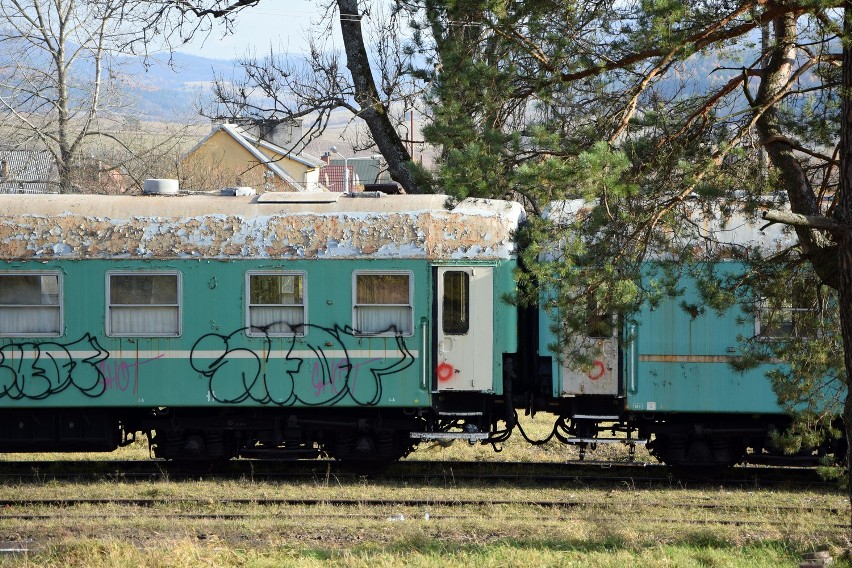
[153, 429, 238, 472]
[650, 434, 743, 470]
[326, 429, 412, 474]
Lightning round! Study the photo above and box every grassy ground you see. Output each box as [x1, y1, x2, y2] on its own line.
[0, 479, 846, 567]
[0, 415, 847, 567]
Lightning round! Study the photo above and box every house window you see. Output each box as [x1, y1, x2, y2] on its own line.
[107, 272, 180, 336]
[353, 271, 413, 336]
[442, 271, 469, 335]
[0, 272, 62, 336]
[246, 272, 306, 336]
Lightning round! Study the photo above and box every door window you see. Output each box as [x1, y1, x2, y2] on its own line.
[442, 270, 469, 335]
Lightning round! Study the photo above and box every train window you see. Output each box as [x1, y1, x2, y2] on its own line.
[0, 272, 62, 336]
[586, 297, 613, 339]
[352, 271, 413, 336]
[755, 295, 820, 339]
[442, 271, 469, 335]
[106, 272, 181, 337]
[755, 305, 818, 339]
[246, 272, 306, 336]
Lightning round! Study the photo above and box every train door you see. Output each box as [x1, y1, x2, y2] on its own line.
[560, 300, 619, 396]
[560, 337, 619, 395]
[435, 267, 493, 391]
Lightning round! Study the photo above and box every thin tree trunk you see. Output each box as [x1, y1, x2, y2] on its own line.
[336, 0, 421, 193]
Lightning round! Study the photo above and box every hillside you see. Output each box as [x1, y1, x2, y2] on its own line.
[114, 51, 244, 121]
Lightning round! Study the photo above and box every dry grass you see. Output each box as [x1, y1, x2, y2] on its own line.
[0, 473, 846, 566]
[0, 415, 846, 566]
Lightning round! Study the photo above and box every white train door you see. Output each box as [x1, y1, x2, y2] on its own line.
[560, 300, 619, 396]
[435, 267, 493, 391]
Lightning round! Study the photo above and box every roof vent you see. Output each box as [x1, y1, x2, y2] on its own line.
[221, 186, 256, 196]
[257, 192, 340, 204]
[343, 191, 384, 199]
[143, 179, 179, 195]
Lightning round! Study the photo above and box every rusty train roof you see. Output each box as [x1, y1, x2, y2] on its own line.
[0, 192, 525, 261]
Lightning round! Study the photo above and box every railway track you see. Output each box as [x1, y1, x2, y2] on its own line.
[0, 496, 843, 512]
[0, 496, 845, 531]
[0, 458, 832, 487]
[0, 461, 844, 558]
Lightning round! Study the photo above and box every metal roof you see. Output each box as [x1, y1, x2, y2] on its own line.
[0, 150, 59, 194]
[543, 199, 798, 254]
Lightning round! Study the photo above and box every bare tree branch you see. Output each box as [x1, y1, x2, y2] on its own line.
[762, 209, 843, 232]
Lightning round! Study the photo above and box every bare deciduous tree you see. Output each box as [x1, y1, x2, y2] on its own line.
[0, 0, 261, 193]
[207, 0, 427, 193]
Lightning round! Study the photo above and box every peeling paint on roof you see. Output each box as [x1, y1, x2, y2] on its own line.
[544, 199, 798, 255]
[0, 194, 525, 261]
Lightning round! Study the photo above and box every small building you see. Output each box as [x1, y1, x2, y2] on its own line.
[319, 164, 360, 193]
[329, 157, 384, 186]
[319, 155, 390, 193]
[0, 150, 59, 194]
[180, 121, 324, 192]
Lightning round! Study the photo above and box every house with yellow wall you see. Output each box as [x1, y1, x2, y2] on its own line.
[180, 122, 324, 192]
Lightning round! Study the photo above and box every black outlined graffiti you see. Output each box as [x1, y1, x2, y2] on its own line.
[0, 333, 109, 400]
[189, 323, 415, 406]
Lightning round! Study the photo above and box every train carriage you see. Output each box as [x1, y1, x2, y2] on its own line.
[534, 202, 842, 467]
[0, 191, 524, 466]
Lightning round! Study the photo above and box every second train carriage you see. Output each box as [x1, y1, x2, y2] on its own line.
[0, 191, 524, 465]
[533, 201, 843, 467]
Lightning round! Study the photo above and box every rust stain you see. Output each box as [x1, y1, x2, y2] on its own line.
[639, 355, 739, 363]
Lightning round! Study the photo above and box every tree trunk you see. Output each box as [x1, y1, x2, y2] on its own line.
[839, 233, 852, 532]
[336, 0, 421, 193]
[753, 12, 839, 288]
[834, 1, 852, 530]
[755, 6, 852, 529]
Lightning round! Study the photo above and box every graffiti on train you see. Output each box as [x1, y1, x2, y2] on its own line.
[0, 334, 109, 400]
[189, 323, 415, 406]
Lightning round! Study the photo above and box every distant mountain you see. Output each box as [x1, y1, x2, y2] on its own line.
[114, 51, 246, 121]
[0, 40, 251, 122]
[117, 51, 240, 91]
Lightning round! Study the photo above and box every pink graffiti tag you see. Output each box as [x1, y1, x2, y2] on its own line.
[97, 355, 164, 395]
[311, 357, 380, 398]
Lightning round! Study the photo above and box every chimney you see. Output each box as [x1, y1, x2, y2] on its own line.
[258, 118, 302, 149]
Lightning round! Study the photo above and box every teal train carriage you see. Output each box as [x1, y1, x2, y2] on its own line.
[534, 203, 841, 468]
[0, 192, 523, 466]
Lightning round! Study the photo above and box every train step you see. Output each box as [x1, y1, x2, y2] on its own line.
[410, 431, 489, 442]
[565, 437, 648, 445]
[435, 411, 484, 417]
[239, 448, 322, 460]
[572, 415, 621, 421]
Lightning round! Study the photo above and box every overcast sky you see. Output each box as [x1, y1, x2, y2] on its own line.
[179, 1, 333, 60]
